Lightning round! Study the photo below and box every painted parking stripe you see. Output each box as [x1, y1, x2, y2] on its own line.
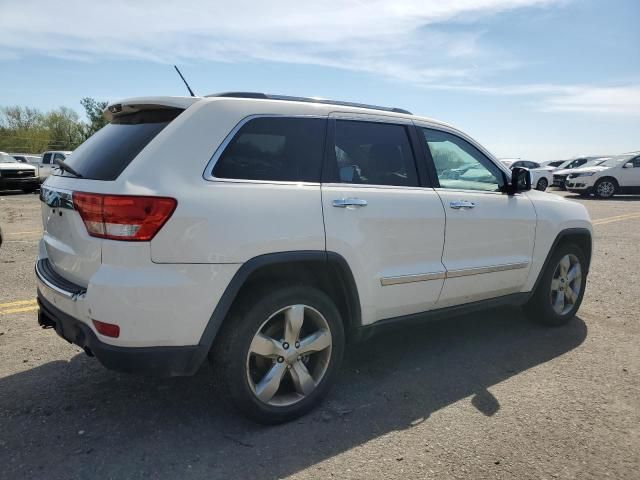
[593, 213, 640, 226]
[0, 299, 37, 308]
[0, 305, 39, 315]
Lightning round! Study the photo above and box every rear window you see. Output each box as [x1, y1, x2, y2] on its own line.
[59, 109, 182, 181]
[212, 117, 326, 182]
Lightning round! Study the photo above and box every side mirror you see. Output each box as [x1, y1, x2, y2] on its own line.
[623, 163, 633, 169]
[503, 167, 531, 194]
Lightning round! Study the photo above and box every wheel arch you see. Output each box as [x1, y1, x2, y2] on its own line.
[530, 227, 592, 296]
[190, 251, 361, 370]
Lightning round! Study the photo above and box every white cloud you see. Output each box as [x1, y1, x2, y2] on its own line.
[1, 0, 637, 115]
[0, 0, 556, 80]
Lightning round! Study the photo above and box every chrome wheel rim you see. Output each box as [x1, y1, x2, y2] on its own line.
[246, 304, 332, 407]
[550, 254, 582, 315]
[597, 181, 614, 197]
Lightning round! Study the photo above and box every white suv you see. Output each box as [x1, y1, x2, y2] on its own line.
[35, 93, 592, 423]
[566, 153, 640, 198]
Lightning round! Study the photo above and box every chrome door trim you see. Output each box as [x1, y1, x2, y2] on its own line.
[380, 271, 446, 286]
[446, 261, 529, 279]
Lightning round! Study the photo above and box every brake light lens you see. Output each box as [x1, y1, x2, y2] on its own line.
[72, 192, 177, 241]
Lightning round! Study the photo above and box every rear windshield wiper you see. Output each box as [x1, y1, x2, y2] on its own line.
[54, 158, 83, 178]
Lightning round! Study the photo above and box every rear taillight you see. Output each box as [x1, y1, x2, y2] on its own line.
[72, 192, 177, 241]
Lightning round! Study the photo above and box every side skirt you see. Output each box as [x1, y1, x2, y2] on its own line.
[353, 292, 530, 342]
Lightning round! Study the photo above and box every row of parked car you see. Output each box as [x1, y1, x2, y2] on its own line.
[0, 150, 72, 192]
[499, 153, 640, 198]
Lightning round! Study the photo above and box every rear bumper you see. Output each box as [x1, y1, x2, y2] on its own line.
[37, 293, 203, 376]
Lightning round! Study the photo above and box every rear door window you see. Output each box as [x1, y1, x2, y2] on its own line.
[59, 109, 182, 180]
[329, 120, 419, 187]
[213, 117, 326, 182]
[42, 153, 52, 165]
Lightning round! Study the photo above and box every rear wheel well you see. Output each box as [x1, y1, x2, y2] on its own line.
[227, 257, 361, 342]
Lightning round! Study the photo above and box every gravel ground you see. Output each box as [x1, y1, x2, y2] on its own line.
[0, 189, 638, 480]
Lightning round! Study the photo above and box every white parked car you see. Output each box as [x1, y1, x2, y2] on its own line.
[35, 93, 593, 423]
[499, 159, 553, 191]
[0, 152, 39, 192]
[566, 154, 640, 198]
[551, 157, 606, 189]
[36, 151, 73, 180]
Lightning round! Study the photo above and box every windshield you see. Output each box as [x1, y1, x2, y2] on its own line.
[580, 158, 608, 168]
[599, 156, 632, 167]
[0, 153, 19, 163]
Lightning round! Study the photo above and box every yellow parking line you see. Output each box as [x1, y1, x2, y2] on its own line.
[0, 299, 37, 308]
[7, 231, 42, 236]
[0, 305, 39, 315]
[593, 213, 640, 226]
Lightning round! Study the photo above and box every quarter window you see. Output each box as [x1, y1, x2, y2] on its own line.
[422, 128, 503, 192]
[213, 117, 326, 182]
[330, 120, 419, 187]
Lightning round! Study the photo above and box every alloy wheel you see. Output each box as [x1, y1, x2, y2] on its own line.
[246, 304, 332, 407]
[596, 181, 615, 198]
[549, 253, 582, 316]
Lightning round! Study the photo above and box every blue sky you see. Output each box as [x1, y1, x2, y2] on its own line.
[0, 0, 638, 160]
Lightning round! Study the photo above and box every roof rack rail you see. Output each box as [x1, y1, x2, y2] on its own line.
[205, 92, 413, 115]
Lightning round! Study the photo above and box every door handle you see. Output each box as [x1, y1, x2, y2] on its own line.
[449, 200, 476, 210]
[332, 198, 368, 208]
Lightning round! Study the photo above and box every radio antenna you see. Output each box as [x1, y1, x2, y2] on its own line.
[173, 65, 196, 97]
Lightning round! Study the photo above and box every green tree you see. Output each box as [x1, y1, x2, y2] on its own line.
[0, 106, 50, 153]
[43, 107, 84, 151]
[80, 97, 108, 139]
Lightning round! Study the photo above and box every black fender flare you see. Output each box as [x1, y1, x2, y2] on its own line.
[528, 227, 592, 299]
[186, 250, 361, 373]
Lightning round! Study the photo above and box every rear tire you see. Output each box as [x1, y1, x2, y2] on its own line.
[524, 243, 587, 327]
[536, 178, 548, 191]
[211, 285, 345, 424]
[594, 178, 617, 199]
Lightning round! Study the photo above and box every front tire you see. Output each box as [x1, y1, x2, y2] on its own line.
[212, 285, 345, 424]
[525, 243, 587, 326]
[594, 178, 617, 199]
[536, 178, 548, 191]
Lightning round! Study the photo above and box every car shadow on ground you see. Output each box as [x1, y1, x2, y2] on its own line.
[0, 308, 587, 479]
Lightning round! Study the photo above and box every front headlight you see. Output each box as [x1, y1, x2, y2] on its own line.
[571, 172, 596, 178]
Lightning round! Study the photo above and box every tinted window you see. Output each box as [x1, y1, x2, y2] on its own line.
[511, 161, 525, 168]
[53, 153, 66, 162]
[331, 120, 418, 187]
[42, 153, 52, 165]
[213, 117, 325, 182]
[632, 157, 640, 167]
[60, 109, 182, 180]
[423, 128, 503, 192]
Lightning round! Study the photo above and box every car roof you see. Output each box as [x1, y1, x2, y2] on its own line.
[104, 94, 455, 130]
